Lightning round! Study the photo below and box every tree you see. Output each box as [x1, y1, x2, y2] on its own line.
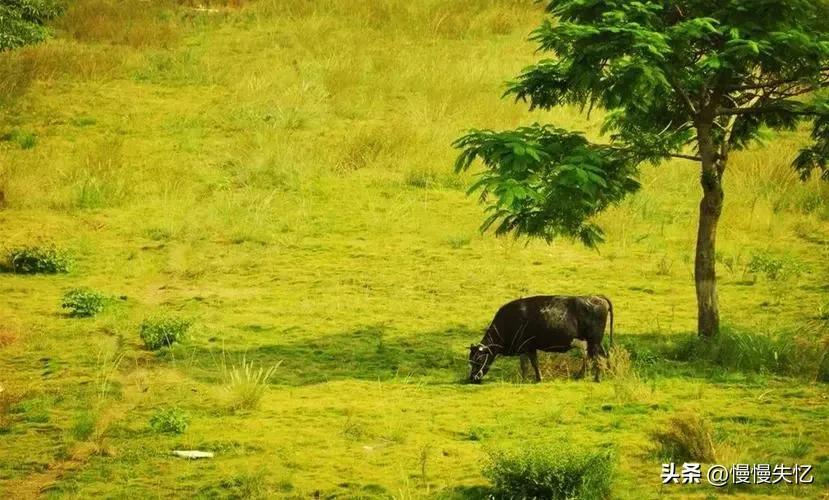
[454, 0, 829, 337]
[0, 0, 62, 52]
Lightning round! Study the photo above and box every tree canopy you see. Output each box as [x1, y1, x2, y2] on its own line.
[455, 0, 829, 245]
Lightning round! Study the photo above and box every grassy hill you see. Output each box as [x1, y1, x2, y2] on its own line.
[1, 0, 828, 497]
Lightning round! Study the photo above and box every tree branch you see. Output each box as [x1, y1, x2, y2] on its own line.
[725, 68, 829, 91]
[669, 153, 703, 161]
[665, 71, 698, 116]
[715, 106, 823, 116]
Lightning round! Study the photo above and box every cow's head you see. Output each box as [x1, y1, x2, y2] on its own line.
[468, 344, 495, 384]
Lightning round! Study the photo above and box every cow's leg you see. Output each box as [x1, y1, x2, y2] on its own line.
[519, 354, 530, 382]
[588, 342, 602, 382]
[527, 350, 542, 382]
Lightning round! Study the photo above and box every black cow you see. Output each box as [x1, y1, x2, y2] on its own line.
[467, 295, 614, 384]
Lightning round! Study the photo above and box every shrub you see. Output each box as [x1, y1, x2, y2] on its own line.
[0, 1, 63, 51]
[149, 407, 189, 434]
[225, 358, 280, 412]
[61, 288, 107, 317]
[746, 252, 805, 281]
[5, 246, 72, 273]
[139, 316, 191, 350]
[484, 444, 615, 499]
[651, 412, 716, 463]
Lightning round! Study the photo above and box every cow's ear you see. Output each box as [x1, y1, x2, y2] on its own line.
[470, 344, 476, 349]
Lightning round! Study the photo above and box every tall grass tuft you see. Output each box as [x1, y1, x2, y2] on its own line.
[672, 326, 829, 381]
[599, 345, 646, 402]
[484, 444, 615, 500]
[651, 412, 717, 463]
[225, 357, 281, 412]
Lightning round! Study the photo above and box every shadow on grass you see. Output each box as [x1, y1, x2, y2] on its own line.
[174, 323, 481, 386]
[434, 485, 492, 499]
[165, 323, 828, 387]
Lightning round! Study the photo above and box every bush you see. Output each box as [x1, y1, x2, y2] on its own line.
[61, 288, 107, 317]
[149, 407, 188, 434]
[0, 1, 63, 51]
[651, 412, 716, 463]
[746, 252, 805, 281]
[5, 246, 72, 273]
[225, 358, 280, 412]
[484, 444, 615, 499]
[139, 316, 191, 350]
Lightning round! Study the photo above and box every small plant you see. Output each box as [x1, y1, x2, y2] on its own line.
[464, 425, 490, 441]
[655, 255, 672, 276]
[784, 434, 812, 458]
[599, 345, 645, 402]
[61, 288, 107, 317]
[484, 444, 615, 499]
[1, 129, 38, 149]
[419, 444, 431, 484]
[445, 235, 471, 249]
[651, 412, 717, 463]
[70, 411, 97, 441]
[225, 357, 280, 412]
[5, 246, 72, 274]
[149, 407, 189, 434]
[405, 166, 439, 188]
[746, 252, 806, 281]
[139, 316, 191, 350]
[218, 471, 269, 498]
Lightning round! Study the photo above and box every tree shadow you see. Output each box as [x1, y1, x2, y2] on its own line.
[170, 324, 799, 387]
[175, 323, 482, 386]
[434, 485, 492, 499]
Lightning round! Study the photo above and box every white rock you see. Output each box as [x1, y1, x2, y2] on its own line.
[172, 450, 214, 459]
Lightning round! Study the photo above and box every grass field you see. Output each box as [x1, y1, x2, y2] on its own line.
[1, 1, 829, 498]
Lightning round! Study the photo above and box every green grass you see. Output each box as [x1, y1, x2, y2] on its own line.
[0, 0, 828, 498]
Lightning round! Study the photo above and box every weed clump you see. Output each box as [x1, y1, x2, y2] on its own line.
[62, 288, 108, 317]
[672, 327, 828, 381]
[484, 444, 615, 499]
[746, 252, 806, 281]
[70, 411, 97, 441]
[0, 129, 38, 149]
[651, 412, 716, 463]
[5, 246, 72, 274]
[225, 358, 280, 412]
[599, 345, 646, 402]
[139, 316, 191, 350]
[149, 407, 189, 434]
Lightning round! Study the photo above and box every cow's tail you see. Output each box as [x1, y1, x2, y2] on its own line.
[599, 295, 614, 348]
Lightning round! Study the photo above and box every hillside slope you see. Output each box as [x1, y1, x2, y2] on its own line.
[1, 1, 828, 497]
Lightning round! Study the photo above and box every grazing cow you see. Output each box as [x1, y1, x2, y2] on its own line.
[467, 295, 613, 384]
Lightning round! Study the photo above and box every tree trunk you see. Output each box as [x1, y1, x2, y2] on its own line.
[695, 123, 722, 337]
